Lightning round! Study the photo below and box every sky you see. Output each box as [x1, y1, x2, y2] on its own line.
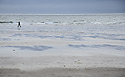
[0, 0, 125, 14]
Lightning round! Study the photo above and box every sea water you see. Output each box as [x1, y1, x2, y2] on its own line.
[0, 14, 125, 54]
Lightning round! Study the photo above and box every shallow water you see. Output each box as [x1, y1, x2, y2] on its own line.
[0, 14, 125, 53]
[2, 45, 53, 51]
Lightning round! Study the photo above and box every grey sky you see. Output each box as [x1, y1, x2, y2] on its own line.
[0, 0, 125, 14]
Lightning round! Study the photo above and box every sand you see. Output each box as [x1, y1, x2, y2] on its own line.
[0, 55, 125, 77]
[0, 68, 125, 77]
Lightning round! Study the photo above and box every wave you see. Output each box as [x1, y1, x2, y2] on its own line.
[0, 14, 125, 26]
[0, 21, 13, 23]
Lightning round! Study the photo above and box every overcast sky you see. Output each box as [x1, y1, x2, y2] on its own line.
[0, 0, 125, 14]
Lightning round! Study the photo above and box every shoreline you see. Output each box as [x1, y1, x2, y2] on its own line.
[0, 13, 125, 16]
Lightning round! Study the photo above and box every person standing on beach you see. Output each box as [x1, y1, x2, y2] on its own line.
[18, 22, 21, 27]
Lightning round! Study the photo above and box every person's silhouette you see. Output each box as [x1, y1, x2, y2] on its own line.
[18, 22, 21, 27]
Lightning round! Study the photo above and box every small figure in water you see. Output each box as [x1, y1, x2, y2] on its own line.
[17, 22, 21, 27]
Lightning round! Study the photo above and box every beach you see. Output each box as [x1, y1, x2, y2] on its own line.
[0, 14, 125, 77]
[0, 67, 125, 77]
[0, 55, 125, 77]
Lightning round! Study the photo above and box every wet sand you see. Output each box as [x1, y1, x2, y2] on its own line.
[0, 67, 125, 77]
[0, 55, 125, 77]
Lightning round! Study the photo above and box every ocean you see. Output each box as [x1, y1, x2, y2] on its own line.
[0, 14, 125, 54]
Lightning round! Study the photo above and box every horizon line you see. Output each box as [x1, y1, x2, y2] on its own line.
[0, 13, 125, 15]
